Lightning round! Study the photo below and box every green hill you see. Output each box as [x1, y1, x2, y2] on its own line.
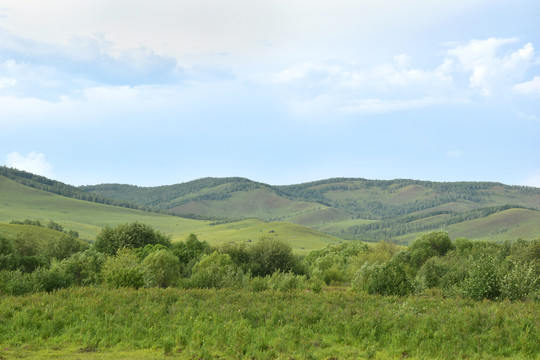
[0, 173, 339, 251]
[81, 176, 540, 242]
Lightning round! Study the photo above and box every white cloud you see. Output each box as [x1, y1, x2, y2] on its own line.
[0, 29, 183, 100]
[513, 76, 540, 97]
[447, 38, 535, 96]
[5, 151, 54, 177]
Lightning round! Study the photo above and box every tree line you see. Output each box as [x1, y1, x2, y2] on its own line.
[1, 222, 539, 302]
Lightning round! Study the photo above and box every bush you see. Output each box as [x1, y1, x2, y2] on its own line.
[33, 261, 72, 292]
[0, 270, 38, 295]
[101, 248, 144, 289]
[191, 252, 239, 289]
[416, 257, 448, 289]
[46, 234, 89, 261]
[249, 236, 296, 277]
[63, 249, 106, 286]
[461, 254, 500, 301]
[0, 235, 15, 271]
[408, 231, 453, 269]
[171, 233, 211, 276]
[500, 260, 539, 301]
[267, 271, 304, 292]
[141, 249, 180, 288]
[95, 222, 171, 255]
[367, 260, 412, 296]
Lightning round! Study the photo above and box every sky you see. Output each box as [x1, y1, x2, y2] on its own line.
[0, 0, 539, 187]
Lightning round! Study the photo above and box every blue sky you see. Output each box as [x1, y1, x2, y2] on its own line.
[1, 0, 539, 187]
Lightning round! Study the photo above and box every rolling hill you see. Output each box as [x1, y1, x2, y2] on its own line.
[0, 171, 340, 252]
[81, 176, 540, 242]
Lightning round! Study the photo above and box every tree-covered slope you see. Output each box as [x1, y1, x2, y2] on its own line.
[82, 176, 540, 242]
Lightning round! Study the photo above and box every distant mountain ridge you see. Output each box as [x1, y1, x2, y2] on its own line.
[80, 174, 540, 242]
[2, 166, 539, 242]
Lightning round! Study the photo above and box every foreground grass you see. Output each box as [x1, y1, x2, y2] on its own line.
[0, 288, 538, 359]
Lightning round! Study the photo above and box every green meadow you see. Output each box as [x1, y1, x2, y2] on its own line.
[0, 287, 538, 360]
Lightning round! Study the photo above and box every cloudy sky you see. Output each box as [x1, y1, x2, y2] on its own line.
[1, 0, 539, 187]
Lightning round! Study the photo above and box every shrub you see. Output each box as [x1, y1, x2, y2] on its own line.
[141, 249, 180, 288]
[416, 257, 448, 289]
[408, 231, 453, 269]
[267, 271, 304, 292]
[171, 233, 212, 276]
[33, 261, 72, 292]
[101, 248, 144, 289]
[63, 249, 106, 286]
[500, 260, 539, 301]
[95, 222, 171, 255]
[0, 269, 38, 295]
[367, 260, 412, 296]
[0, 235, 15, 271]
[191, 252, 238, 289]
[461, 254, 500, 301]
[249, 236, 296, 277]
[46, 234, 89, 261]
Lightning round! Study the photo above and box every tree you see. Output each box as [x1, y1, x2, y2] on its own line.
[249, 236, 296, 277]
[101, 248, 144, 289]
[408, 231, 453, 268]
[94, 222, 171, 255]
[62, 249, 106, 286]
[191, 252, 238, 288]
[367, 260, 412, 296]
[142, 249, 180, 288]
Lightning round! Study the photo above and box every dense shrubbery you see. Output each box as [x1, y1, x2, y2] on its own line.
[1, 223, 539, 302]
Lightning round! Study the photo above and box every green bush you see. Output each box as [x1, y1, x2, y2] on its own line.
[461, 254, 500, 301]
[171, 233, 211, 276]
[416, 257, 448, 289]
[249, 236, 296, 277]
[63, 249, 106, 286]
[95, 222, 171, 255]
[101, 248, 144, 289]
[141, 249, 180, 288]
[33, 261, 72, 292]
[0, 235, 15, 271]
[0, 269, 38, 295]
[46, 234, 89, 261]
[367, 260, 412, 296]
[191, 252, 239, 289]
[408, 231, 453, 269]
[267, 271, 304, 292]
[500, 260, 539, 301]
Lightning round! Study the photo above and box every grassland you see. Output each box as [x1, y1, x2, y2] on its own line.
[0, 175, 339, 251]
[0, 223, 67, 245]
[0, 287, 538, 359]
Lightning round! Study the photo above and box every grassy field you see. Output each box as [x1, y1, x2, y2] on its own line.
[0, 287, 538, 359]
[0, 223, 67, 245]
[0, 175, 339, 252]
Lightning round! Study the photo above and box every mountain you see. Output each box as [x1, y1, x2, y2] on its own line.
[0, 169, 340, 252]
[81, 176, 540, 242]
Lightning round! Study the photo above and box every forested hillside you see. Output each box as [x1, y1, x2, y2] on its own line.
[82, 176, 540, 242]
